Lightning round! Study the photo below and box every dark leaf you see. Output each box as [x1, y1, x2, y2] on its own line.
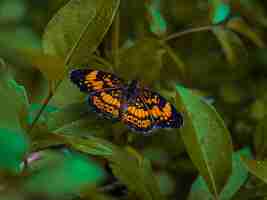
[176, 85, 233, 198]
[117, 37, 165, 85]
[241, 158, 267, 184]
[226, 17, 266, 48]
[43, 0, 120, 66]
[60, 135, 164, 200]
[212, 26, 247, 66]
[189, 147, 252, 200]
[254, 116, 267, 159]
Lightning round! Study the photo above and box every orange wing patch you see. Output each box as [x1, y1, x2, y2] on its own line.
[100, 92, 120, 108]
[148, 103, 173, 120]
[92, 95, 119, 117]
[121, 114, 151, 129]
[127, 106, 149, 119]
[84, 71, 104, 90]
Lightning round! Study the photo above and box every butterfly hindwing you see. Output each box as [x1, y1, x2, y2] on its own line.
[120, 88, 183, 133]
[120, 96, 154, 133]
[88, 88, 124, 120]
[141, 89, 183, 129]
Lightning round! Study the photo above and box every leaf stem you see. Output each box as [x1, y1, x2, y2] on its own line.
[28, 89, 53, 132]
[111, 11, 120, 70]
[163, 25, 213, 42]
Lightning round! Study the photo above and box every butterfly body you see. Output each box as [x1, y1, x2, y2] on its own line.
[70, 69, 183, 134]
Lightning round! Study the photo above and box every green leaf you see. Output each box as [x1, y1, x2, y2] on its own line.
[189, 147, 252, 200]
[117, 38, 165, 84]
[30, 126, 66, 151]
[46, 102, 90, 131]
[233, 0, 267, 27]
[19, 49, 66, 81]
[60, 135, 164, 200]
[212, 26, 247, 66]
[176, 85, 233, 198]
[43, 0, 120, 66]
[0, 128, 29, 174]
[58, 135, 114, 157]
[49, 76, 86, 108]
[188, 190, 213, 200]
[46, 102, 115, 140]
[110, 147, 163, 200]
[0, 0, 26, 22]
[28, 103, 58, 125]
[145, 0, 167, 36]
[226, 17, 266, 48]
[241, 158, 267, 185]
[209, 0, 231, 24]
[0, 26, 41, 49]
[24, 150, 106, 198]
[254, 116, 267, 159]
[0, 64, 29, 132]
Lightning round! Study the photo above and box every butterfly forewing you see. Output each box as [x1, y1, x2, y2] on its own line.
[70, 69, 124, 94]
[70, 69, 125, 120]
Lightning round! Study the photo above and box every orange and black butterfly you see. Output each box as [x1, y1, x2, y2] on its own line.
[70, 69, 183, 134]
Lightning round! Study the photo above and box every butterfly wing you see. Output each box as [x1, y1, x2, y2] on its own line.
[70, 69, 125, 120]
[120, 89, 183, 133]
[88, 88, 124, 119]
[120, 95, 155, 133]
[70, 69, 124, 94]
[141, 89, 183, 129]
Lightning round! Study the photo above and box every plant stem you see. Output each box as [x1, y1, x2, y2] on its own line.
[163, 25, 213, 42]
[111, 11, 120, 70]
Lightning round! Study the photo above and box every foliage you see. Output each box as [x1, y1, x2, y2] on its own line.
[0, 0, 267, 199]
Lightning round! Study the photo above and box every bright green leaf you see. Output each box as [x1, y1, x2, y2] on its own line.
[24, 150, 106, 198]
[0, 128, 29, 174]
[43, 0, 120, 66]
[145, 0, 167, 36]
[176, 85, 233, 198]
[209, 0, 231, 24]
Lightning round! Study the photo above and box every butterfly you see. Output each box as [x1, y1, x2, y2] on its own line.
[70, 68, 183, 134]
